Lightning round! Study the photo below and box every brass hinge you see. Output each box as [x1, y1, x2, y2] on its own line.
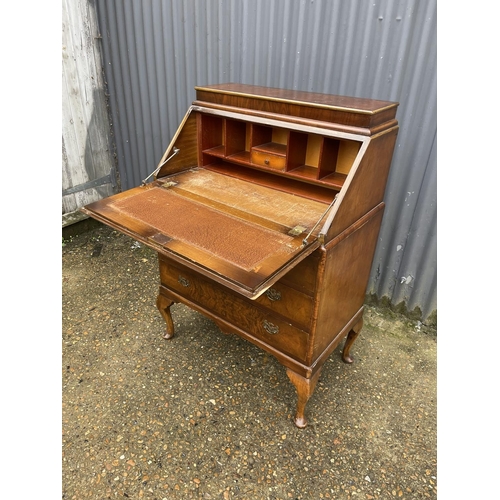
[288, 225, 307, 236]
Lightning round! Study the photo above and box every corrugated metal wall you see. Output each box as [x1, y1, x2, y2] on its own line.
[93, 0, 437, 322]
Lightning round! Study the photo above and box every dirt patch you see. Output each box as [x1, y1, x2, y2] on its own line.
[62, 223, 436, 499]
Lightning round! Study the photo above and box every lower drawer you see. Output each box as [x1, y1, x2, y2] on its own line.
[159, 258, 310, 362]
[253, 282, 313, 330]
[279, 250, 321, 294]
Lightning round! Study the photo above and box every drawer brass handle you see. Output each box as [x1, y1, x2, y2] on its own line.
[178, 275, 190, 287]
[262, 320, 279, 335]
[265, 288, 281, 301]
[264, 159, 270, 165]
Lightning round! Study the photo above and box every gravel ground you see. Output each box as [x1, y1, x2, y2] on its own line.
[62, 222, 437, 499]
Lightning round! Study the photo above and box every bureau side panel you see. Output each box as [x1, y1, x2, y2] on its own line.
[155, 111, 199, 179]
[324, 127, 398, 241]
[312, 206, 385, 361]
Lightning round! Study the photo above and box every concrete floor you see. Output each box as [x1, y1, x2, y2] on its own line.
[62, 222, 437, 499]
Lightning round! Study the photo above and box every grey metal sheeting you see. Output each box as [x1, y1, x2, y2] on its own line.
[95, 0, 437, 321]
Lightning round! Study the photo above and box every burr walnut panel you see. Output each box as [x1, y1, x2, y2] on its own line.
[159, 258, 310, 362]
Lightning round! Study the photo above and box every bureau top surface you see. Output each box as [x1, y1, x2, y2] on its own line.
[195, 83, 398, 115]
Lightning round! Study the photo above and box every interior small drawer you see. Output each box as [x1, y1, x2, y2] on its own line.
[251, 144, 286, 170]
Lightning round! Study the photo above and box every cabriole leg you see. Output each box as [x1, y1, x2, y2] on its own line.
[286, 368, 322, 428]
[156, 293, 175, 339]
[342, 318, 363, 364]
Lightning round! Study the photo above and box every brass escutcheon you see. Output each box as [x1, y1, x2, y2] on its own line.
[265, 288, 281, 301]
[262, 319, 279, 335]
[178, 276, 190, 287]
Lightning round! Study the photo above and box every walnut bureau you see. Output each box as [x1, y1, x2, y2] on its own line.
[82, 84, 399, 428]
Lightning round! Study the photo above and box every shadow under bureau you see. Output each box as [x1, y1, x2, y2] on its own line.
[82, 84, 399, 427]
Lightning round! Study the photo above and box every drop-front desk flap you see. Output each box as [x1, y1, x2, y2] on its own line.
[82, 168, 327, 298]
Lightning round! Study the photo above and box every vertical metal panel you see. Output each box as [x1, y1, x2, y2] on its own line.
[94, 0, 437, 321]
[367, 0, 437, 320]
[62, 0, 116, 224]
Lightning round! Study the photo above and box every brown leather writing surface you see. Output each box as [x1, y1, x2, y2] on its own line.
[82, 169, 325, 297]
